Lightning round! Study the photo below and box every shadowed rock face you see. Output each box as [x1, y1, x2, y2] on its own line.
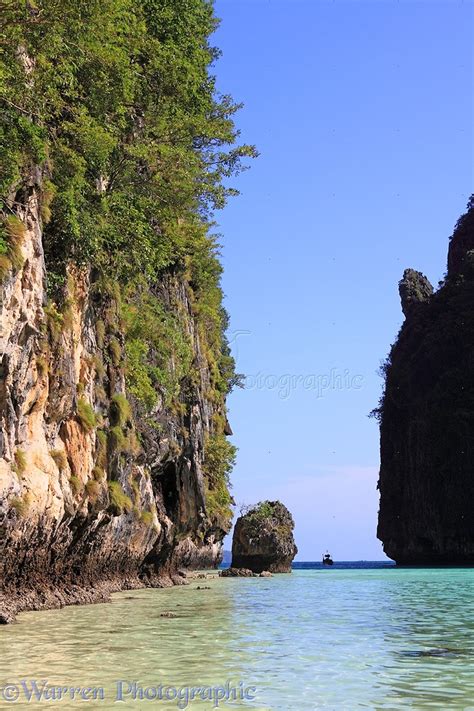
[399, 269, 433, 317]
[377, 197, 474, 564]
[231, 501, 297, 573]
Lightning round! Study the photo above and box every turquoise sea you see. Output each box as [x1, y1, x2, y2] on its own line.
[1, 564, 474, 710]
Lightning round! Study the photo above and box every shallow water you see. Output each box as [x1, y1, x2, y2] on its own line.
[1, 566, 474, 709]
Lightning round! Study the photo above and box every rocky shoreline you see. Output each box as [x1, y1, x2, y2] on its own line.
[220, 567, 273, 578]
[0, 577, 148, 626]
[0, 566, 278, 624]
[0, 569, 222, 625]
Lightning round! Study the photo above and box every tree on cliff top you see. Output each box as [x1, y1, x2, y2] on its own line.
[1, 0, 255, 398]
[1, 0, 256, 275]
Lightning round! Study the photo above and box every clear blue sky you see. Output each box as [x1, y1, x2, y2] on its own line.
[213, 0, 473, 560]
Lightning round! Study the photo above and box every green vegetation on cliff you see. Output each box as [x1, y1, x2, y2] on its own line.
[203, 432, 236, 523]
[1, 1, 255, 271]
[1, 0, 252, 521]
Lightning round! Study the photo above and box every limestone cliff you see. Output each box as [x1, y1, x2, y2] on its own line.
[0, 0, 255, 622]
[0, 174, 233, 623]
[377, 197, 474, 564]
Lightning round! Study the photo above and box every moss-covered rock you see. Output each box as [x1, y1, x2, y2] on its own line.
[231, 501, 297, 573]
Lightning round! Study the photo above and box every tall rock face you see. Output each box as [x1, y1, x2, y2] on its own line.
[377, 197, 474, 564]
[231, 501, 297, 573]
[0, 178, 234, 622]
[0, 1, 254, 622]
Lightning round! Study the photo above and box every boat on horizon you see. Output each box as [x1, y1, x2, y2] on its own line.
[322, 552, 334, 566]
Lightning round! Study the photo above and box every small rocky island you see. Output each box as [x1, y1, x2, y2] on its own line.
[225, 500, 297, 574]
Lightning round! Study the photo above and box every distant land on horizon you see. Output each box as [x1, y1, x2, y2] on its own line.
[220, 550, 394, 567]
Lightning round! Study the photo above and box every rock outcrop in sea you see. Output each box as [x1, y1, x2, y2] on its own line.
[230, 501, 297, 573]
[377, 197, 474, 564]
